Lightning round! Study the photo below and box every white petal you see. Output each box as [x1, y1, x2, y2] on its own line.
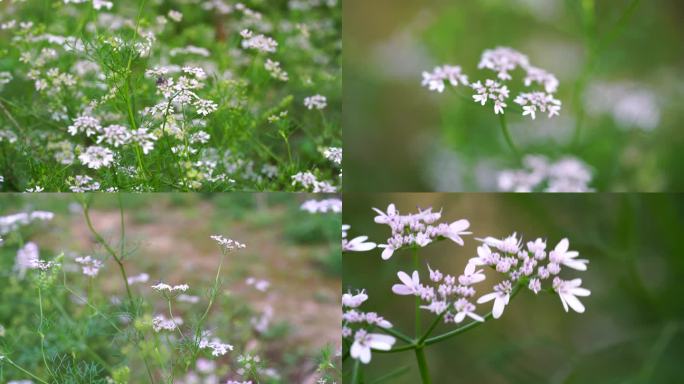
[477, 292, 497, 304]
[392, 284, 413, 295]
[455, 312, 466, 323]
[467, 312, 485, 322]
[411, 271, 420, 285]
[564, 294, 586, 313]
[563, 259, 588, 271]
[492, 297, 506, 319]
[555, 238, 569, 253]
[397, 271, 413, 287]
[449, 219, 470, 233]
[381, 247, 394, 260]
[571, 287, 591, 297]
[558, 293, 569, 312]
[368, 334, 396, 350]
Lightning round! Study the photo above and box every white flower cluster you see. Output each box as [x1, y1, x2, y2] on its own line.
[421, 65, 469, 93]
[152, 282, 190, 293]
[239, 29, 278, 53]
[497, 154, 593, 192]
[585, 81, 660, 131]
[14, 242, 59, 278]
[300, 198, 342, 213]
[68, 175, 101, 192]
[392, 265, 486, 323]
[473, 234, 590, 316]
[342, 224, 376, 252]
[152, 314, 183, 332]
[422, 47, 561, 119]
[0, 211, 54, 235]
[245, 277, 270, 292]
[342, 291, 396, 364]
[371, 204, 471, 259]
[291, 171, 337, 193]
[74, 255, 103, 277]
[322, 147, 342, 165]
[199, 336, 234, 357]
[210, 235, 246, 251]
[127, 273, 150, 285]
[346, 205, 593, 364]
[303, 94, 327, 110]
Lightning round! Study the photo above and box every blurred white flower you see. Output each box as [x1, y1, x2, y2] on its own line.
[421, 65, 469, 93]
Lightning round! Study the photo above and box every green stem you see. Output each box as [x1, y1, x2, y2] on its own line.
[425, 283, 522, 346]
[351, 359, 361, 384]
[414, 347, 431, 384]
[498, 114, 520, 159]
[379, 326, 413, 344]
[2, 356, 48, 384]
[418, 311, 445, 345]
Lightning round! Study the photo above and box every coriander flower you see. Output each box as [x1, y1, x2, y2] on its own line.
[74, 255, 103, 277]
[79, 146, 114, 169]
[152, 282, 189, 292]
[301, 198, 342, 213]
[471, 79, 509, 114]
[199, 337, 234, 357]
[342, 224, 376, 252]
[210, 235, 246, 251]
[553, 277, 591, 313]
[454, 298, 485, 323]
[342, 290, 368, 308]
[68, 115, 102, 136]
[391, 270, 421, 296]
[549, 238, 588, 271]
[477, 280, 512, 319]
[350, 330, 396, 364]
[421, 65, 469, 93]
[152, 314, 183, 332]
[304, 94, 327, 110]
[514, 91, 561, 119]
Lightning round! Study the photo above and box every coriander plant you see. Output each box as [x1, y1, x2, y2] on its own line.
[342, 204, 591, 383]
[0, 0, 341, 192]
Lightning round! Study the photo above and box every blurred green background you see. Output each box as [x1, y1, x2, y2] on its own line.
[343, 193, 684, 383]
[343, 0, 684, 191]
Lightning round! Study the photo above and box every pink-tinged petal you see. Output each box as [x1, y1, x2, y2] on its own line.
[359, 346, 371, 364]
[467, 312, 485, 322]
[368, 334, 396, 350]
[492, 297, 506, 319]
[392, 284, 413, 295]
[564, 294, 586, 313]
[571, 287, 591, 297]
[568, 278, 583, 287]
[477, 292, 497, 304]
[445, 234, 464, 246]
[555, 238, 569, 253]
[397, 271, 413, 287]
[381, 247, 394, 260]
[350, 341, 367, 363]
[411, 271, 420, 285]
[387, 204, 396, 216]
[449, 219, 470, 233]
[477, 244, 491, 258]
[455, 312, 466, 323]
